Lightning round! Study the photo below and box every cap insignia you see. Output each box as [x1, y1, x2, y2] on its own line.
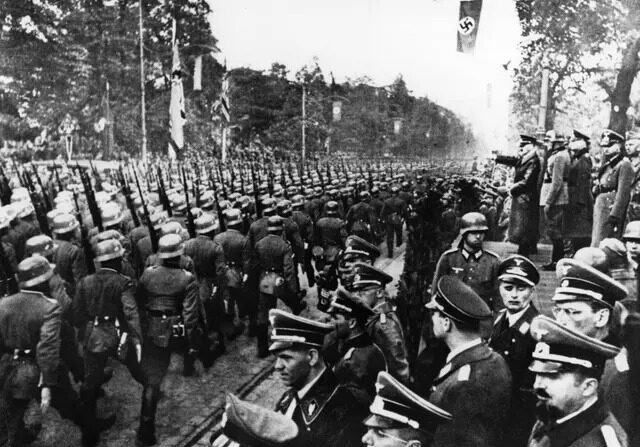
[534, 342, 550, 355]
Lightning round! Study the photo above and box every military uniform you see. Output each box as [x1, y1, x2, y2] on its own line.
[345, 201, 376, 242]
[565, 148, 594, 250]
[213, 228, 250, 327]
[0, 291, 61, 446]
[490, 305, 539, 446]
[380, 194, 407, 256]
[136, 262, 200, 444]
[601, 351, 632, 438]
[53, 238, 88, 297]
[291, 208, 315, 286]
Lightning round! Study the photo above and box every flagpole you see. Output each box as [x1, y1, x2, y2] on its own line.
[138, 0, 148, 160]
[301, 84, 306, 166]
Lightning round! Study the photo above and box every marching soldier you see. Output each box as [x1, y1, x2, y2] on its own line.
[350, 262, 411, 384]
[489, 255, 540, 446]
[381, 185, 407, 258]
[313, 201, 347, 293]
[362, 371, 452, 447]
[136, 234, 200, 446]
[291, 194, 315, 287]
[73, 239, 143, 446]
[565, 130, 594, 254]
[0, 256, 61, 446]
[270, 309, 368, 447]
[528, 316, 627, 447]
[592, 129, 634, 246]
[345, 191, 377, 243]
[52, 213, 88, 297]
[426, 276, 512, 447]
[251, 216, 301, 357]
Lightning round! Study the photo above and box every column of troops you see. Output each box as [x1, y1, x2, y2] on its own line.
[0, 129, 638, 447]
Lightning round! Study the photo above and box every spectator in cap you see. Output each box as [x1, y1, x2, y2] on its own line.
[362, 371, 452, 447]
[425, 275, 512, 447]
[489, 255, 540, 446]
[565, 130, 594, 256]
[625, 128, 640, 223]
[599, 238, 636, 304]
[528, 316, 627, 447]
[349, 262, 411, 385]
[269, 309, 368, 447]
[592, 129, 633, 246]
[325, 288, 387, 404]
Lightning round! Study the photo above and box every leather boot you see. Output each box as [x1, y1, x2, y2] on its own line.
[137, 386, 159, 446]
[256, 324, 269, 358]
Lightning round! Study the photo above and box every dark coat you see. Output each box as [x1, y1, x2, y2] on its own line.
[429, 342, 512, 447]
[53, 239, 88, 297]
[275, 368, 367, 447]
[489, 305, 539, 446]
[0, 291, 61, 395]
[592, 157, 634, 246]
[506, 151, 541, 245]
[183, 235, 226, 282]
[314, 217, 347, 249]
[601, 352, 633, 438]
[528, 398, 628, 447]
[252, 234, 297, 294]
[565, 152, 594, 239]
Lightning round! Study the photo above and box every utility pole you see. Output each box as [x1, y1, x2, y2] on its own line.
[301, 84, 306, 165]
[537, 66, 549, 131]
[139, 0, 148, 160]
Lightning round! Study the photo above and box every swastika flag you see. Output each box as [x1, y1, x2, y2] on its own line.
[457, 0, 483, 53]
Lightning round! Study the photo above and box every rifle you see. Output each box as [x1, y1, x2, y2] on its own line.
[156, 167, 173, 217]
[22, 168, 51, 236]
[12, 158, 24, 187]
[90, 161, 102, 191]
[78, 162, 103, 232]
[212, 184, 226, 233]
[52, 163, 63, 194]
[251, 164, 262, 219]
[182, 167, 196, 239]
[72, 190, 96, 274]
[133, 168, 158, 252]
[119, 165, 141, 228]
[0, 164, 12, 205]
[0, 239, 18, 297]
[31, 164, 52, 211]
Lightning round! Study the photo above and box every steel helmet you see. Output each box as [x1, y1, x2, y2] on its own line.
[25, 235, 57, 259]
[157, 234, 184, 259]
[18, 255, 54, 288]
[623, 221, 640, 241]
[195, 213, 219, 235]
[94, 239, 125, 263]
[325, 201, 340, 217]
[276, 200, 292, 218]
[267, 216, 283, 234]
[459, 212, 489, 235]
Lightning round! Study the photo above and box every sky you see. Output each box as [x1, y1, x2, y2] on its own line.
[208, 0, 523, 152]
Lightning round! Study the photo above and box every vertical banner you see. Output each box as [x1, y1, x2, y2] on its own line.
[169, 39, 185, 160]
[457, 0, 483, 54]
[332, 101, 342, 122]
[393, 118, 403, 135]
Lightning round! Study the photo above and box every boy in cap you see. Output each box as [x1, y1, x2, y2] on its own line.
[528, 315, 627, 447]
[269, 309, 367, 447]
[426, 276, 512, 447]
[489, 255, 540, 446]
[362, 371, 452, 447]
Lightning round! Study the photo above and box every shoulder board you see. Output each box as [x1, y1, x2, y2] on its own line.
[457, 364, 471, 382]
[44, 296, 58, 305]
[614, 352, 629, 373]
[493, 309, 506, 325]
[483, 249, 500, 258]
[518, 321, 530, 335]
[379, 312, 387, 324]
[344, 347, 355, 360]
[600, 425, 622, 447]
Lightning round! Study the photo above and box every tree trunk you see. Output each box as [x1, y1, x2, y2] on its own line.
[608, 37, 640, 134]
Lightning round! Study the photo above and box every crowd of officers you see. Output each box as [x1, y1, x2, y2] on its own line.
[0, 141, 638, 447]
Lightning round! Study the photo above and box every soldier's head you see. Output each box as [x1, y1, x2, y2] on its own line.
[25, 235, 58, 261]
[551, 259, 627, 340]
[600, 129, 625, 159]
[359, 190, 371, 203]
[349, 263, 392, 307]
[269, 310, 333, 390]
[325, 201, 339, 217]
[267, 216, 283, 235]
[459, 212, 488, 251]
[568, 130, 590, 155]
[157, 234, 184, 267]
[518, 134, 539, 156]
[51, 213, 80, 241]
[362, 372, 451, 447]
[626, 128, 640, 158]
[328, 288, 373, 338]
[95, 238, 125, 271]
[18, 255, 53, 295]
[497, 255, 539, 315]
[262, 198, 277, 217]
[426, 276, 490, 344]
[529, 316, 618, 420]
[100, 202, 123, 231]
[194, 213, 219, 238]
[276, 200, 292, 218]
[291, 194, 304, 211]
[622, 221, 640, 260]
[224, 208, 243, 231]
[338, 236, 381, 288]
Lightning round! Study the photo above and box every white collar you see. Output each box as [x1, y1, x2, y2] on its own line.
[462, 248, 483, 261]
[446, 338, 482, 364]
[297, 365, 327, 399]
[555, 396, 598, 425]
[507, 305, 530, 327]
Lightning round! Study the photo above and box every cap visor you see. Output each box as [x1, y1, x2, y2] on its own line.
[363, 414, 403, 429]
[499, 274, 535, 287]
[268, 340, 294, 352]
[528, 359, 563, 374]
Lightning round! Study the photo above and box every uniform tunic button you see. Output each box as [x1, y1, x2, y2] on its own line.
[504, 351, 509, 355]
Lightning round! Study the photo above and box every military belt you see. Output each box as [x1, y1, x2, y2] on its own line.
[147, 309, 180, 318]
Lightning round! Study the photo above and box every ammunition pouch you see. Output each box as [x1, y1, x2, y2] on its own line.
[147, 314, 184, 348]
[259, 270, 285, 295]
[225, 264, 243, 289]
[84, 317, 119, 354]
